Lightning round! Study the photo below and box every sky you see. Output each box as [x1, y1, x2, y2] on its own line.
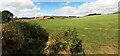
[0, 0, 119, 17]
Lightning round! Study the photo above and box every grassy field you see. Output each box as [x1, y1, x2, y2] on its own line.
[28, 14, 118, 54]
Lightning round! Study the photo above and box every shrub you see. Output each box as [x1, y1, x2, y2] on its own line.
[13, 16, 19, 20]
[2, 21, 49, 55]
[44, 28, 84, 55]
[48, 17, 54, 19]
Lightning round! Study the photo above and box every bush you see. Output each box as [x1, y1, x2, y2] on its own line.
[48, 17, 54, 19]
[2, 21, 49, 55]
[44, 28, 84, 55]
[13, 16, 19, 20]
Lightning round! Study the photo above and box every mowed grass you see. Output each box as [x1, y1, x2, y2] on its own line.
[28, 14, 118, 54]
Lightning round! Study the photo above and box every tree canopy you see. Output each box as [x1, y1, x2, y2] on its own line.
[1, 10, 14, 23]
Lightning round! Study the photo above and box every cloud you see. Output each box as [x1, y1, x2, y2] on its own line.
[0, 0, 119, 17]
[0, 0, 43, 17]
[0, 0, 35, 8]
[57, 0, 120, 16]
[65, 1, 71, 5]
[57, 6, 76, 15]
[32, 0, 97, 2]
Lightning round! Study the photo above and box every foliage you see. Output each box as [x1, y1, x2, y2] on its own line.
[44, 28, 84, 54]
[48, 17, 54, 19]
[2, 21, 49, 55]
[14, 16, 19, 20]
[1, 10, 14, 23]
[86, 13, 101, 16]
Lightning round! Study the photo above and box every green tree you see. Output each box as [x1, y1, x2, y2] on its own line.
[2, 10, 14, 23]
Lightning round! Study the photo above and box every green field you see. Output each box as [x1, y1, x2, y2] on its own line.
[28, 14, 118, 54]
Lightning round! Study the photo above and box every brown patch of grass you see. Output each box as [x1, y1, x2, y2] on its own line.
[98, 44, 118, 54]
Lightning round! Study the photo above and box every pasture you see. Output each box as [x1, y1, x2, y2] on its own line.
[28, 14, 118, 54]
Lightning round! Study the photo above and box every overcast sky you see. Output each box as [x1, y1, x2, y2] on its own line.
[0, 0, 119, 17]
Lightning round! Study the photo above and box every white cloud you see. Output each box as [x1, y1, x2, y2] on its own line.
[65, 1, 71, 5]
[57, 6, 76, 15]
[0, 0, 35, 8]
[32, 0, 99, 2]
[57, 0, 120, 16]
[0, 0, 43, 17]
[0, 0, 119, 17]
